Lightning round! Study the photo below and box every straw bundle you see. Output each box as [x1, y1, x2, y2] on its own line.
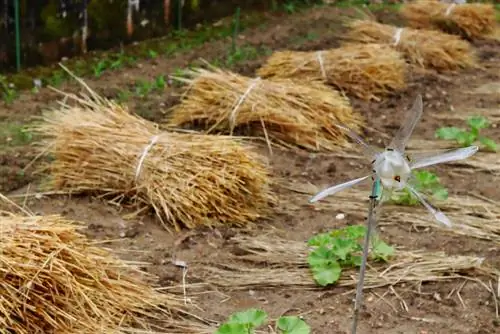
[166, 67, 364, 151]
[256, 43, 407, 100]
[0, 213, 198, 333]
[400, 1, 497, 39]
[31, 83, 274, 231]
[345, 20, 477, 71]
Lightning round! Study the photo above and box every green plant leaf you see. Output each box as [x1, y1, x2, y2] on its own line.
[307, 233, 331, 247]
[372, 239, 394, 262]
[455, 131, 476, 147]
[479, 136, 497, 152]
[228, 309, 267, 329]
[215, 323, 250, 334]
[341, 225, 366, 240]
[331, 238, 358, 261]
[415, 170, 438, 185]
[467, 116, 489, 131]
[435, 127, 462, 140]
[310, 261, 341, 286]
[277, 316, 311, 334]
[307, 247, 332, 267]
[433, 188, 449, 201]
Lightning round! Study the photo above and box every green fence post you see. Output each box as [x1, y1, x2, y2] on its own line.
[14, 0, 21, 71]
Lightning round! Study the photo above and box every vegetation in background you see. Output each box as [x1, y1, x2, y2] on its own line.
[436, 116, 497, 152]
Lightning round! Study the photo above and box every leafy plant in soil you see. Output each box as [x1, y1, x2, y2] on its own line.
[436, 116, 497, 152]
[307, 225, 394, 287]
[215, 308, 310, 334]
[390, 170, 448, 206]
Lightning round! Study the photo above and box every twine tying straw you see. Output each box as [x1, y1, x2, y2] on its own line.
[445, 3, 456, 16]
[393, 28, 403, 46]
[229, 77, 261, 133]
[316, 51, 327, 80]
[135, 135, 159, 182]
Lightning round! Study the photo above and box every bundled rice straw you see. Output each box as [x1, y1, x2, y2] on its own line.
[401, 1, 497, 39]
[345, 20, 477, 71]
[166, 67, 364, 151]
[31, 74, 274, 231]
[256, 43, 407, 100]
[198, 234, 493, 289]
[0, 212, 207, 333]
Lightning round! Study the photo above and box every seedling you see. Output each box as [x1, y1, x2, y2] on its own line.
[215, 308, 310, 334]
[93, 60, 108, 77]
[436, 116, 497, 152]
[308, 225, 394, 286]
[147, 49, 158, 59]
[0, 75, 17, 104]
[391, 170, 448, 206]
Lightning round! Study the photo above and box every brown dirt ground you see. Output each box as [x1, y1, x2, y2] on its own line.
[2, 4, 500, 334]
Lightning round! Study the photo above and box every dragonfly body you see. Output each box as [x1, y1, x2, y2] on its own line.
[373, 149, 411, 191]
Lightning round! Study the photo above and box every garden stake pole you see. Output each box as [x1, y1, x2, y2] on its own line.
[14, 0, 21, 71]
[351, 177, 380, 334]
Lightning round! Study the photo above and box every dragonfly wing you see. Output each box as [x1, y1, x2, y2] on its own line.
[406, 184, 452, 227]
[410, 146, 479, 170]
[309, 175, 371, 203]
[335, 123, 381, 159]
[389, 94, 423, 154]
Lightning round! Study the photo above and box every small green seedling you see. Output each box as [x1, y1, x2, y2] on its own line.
[0, 75, 17, 104]
[215, 309, 310, 334]
[93, 60, 108, 78]
[391, 170, 448, 206]
[307, 225, 394, 287]
[436, 116, 497, 152]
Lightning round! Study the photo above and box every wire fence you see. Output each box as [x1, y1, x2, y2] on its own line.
[0, 0, 313, 72]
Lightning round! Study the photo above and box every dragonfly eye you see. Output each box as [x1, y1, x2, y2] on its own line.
[394, 175, 401, 182]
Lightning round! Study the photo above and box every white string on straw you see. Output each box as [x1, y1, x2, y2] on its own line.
[393, 28, 403, 46]
[135, 135, 159, 183]
[445, 3, 456, 16]
[229, 77, 261, 132]
[316, 51, 327, 80]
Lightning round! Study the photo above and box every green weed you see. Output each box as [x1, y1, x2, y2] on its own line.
[0, 75, 17, 104]
[390, 170, 448, 206]
[307, 225, 394, 286]
[215, 308, 310, 334]
[436, 115, 497, 152]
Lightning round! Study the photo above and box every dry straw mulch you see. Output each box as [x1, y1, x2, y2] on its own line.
[401, 1, 497, 40]
[345, 20, 478, 71]
[0, 211, 210, 334]
[281, 179, 500, 244]
[31, 71, 275, 231]
[256, 43, 407, 101]
[197, 234, 494, 290]
[165, 67, 364, 152]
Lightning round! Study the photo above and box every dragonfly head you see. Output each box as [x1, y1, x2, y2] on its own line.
[373, 148, 411, 191]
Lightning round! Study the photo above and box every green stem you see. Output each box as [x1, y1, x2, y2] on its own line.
[14, 0, 21, 71]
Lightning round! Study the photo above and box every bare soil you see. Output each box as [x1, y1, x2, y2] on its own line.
[2, 4, 500, 334]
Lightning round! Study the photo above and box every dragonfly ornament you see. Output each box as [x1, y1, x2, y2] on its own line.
[309, 94, 478, 226]
[309, 94, 478, 334]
